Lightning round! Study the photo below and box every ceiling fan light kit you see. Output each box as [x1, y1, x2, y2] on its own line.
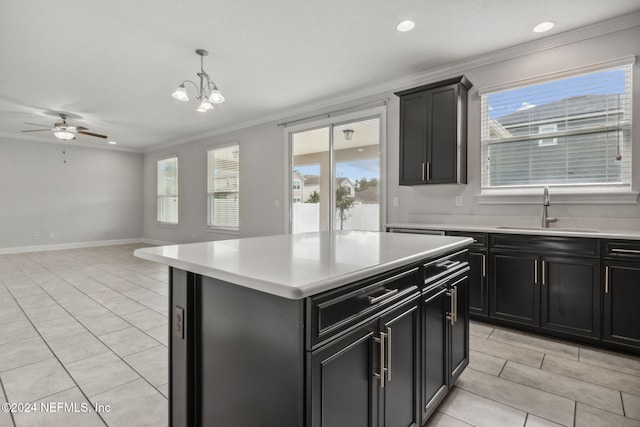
[172, 49, 225, 113]
[22, 114, 107, 141]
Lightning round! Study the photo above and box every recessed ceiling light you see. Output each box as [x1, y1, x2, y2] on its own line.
[397, 20, 415, 32]
[533, 21, 555, 33]
[108, 141, 117, 145]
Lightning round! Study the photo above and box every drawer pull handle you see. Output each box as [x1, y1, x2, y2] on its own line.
[368, 288, 398, 304]
[436, 260, 461, 270]
[611, 248, 640, 255]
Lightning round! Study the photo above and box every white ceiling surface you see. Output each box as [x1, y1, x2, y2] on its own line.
[1, 1, 639, 152]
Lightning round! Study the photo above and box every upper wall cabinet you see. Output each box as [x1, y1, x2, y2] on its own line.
[395, 76, 472, 185]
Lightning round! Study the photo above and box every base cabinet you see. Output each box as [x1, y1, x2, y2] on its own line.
[490, 252, 539, 326]
[422, 268, 469, 423]
[603, 260, 640, 349]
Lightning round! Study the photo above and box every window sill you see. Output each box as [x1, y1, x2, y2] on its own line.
[155, 222, 179, 229]
[206, 226, 240, 235]
[477, 188, 639, 205]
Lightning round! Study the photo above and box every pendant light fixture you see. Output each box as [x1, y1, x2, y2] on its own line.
[172, 49, 225, 112]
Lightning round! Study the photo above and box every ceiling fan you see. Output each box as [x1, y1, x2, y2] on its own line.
[21, 114, 107, 140]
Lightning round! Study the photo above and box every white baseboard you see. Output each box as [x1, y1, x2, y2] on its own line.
[139, 238, 175, 246]
[0, 238, 163, 255]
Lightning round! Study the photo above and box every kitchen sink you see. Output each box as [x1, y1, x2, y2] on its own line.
[495, 226, 599, 233]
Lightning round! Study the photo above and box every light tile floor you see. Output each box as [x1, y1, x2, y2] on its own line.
[0, 244, 168, 427]
[1, 244, 640, 426]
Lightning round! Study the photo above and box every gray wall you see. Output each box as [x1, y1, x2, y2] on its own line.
[0, 138, 143, 250]
[144, 24, 640, 242]
[387, 25, 640, 231]
[142, 122, 287, 243]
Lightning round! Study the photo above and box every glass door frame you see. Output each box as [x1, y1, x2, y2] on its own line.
[284, 106, 387, 234]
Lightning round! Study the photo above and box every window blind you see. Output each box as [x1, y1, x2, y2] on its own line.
[480, 65, 632, 190]
[157, 157, 178, 224]
[208, 145, 239, 228]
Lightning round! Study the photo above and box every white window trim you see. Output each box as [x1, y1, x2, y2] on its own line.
[477, 57, 635, 204]
[156, 155, 179, 226]
[206, 142, 240, 233]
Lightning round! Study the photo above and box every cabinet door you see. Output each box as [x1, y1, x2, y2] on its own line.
[468, 251, 488, 317]
[399, 92, 427, 185]
[309, 320, 378, 427]
[541, 256, 600, 338]
[490, 252, 540, 326]
[422, 286, 449, 422]
[380, 297, 420, 427]
[449, 274, 469, 384]
[603, 261, 640, 348]
[426, 85, 458, 184]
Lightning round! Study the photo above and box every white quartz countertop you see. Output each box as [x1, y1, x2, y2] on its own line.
[385, 223, 640, 240]
[133, 231, 472, 299]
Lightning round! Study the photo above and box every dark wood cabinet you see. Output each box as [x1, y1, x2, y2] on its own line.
[445, 231, 488, 318]
[396, 76, 471, 186]
[309, 322, 377, 427]
[490, 235, 601, 339]
[603, 240, 640, 350]
[380, 298, 421, 427]
[541, 256, 600, 338]
[490, 252, 540, 326]
[421, 264, 469, 424]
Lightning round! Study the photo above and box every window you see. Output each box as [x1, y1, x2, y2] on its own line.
[481, 64, 632, 192]
[292, 179, 301, 190]
[208, 144, 239, 229]
[157, 157, 178, 224]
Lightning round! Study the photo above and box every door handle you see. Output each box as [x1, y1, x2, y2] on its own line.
[446, 289, 455, 325]
[374, 332, 387, 388]
[386, 326, 392, 382]
[453, 285, 458, 323]
[605, 265, 609, 294]
[482, 254, 486, 278]
[426, 162, 431, 181]
[421, 162, 426, 181]
[542, 260, 546, 286]
[534, 259, 538, 284]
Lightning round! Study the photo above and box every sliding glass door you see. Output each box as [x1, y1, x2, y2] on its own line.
[290, 113, 382, 233]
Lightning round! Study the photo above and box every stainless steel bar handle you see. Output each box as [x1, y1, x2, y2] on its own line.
[386, 327, 392, 382]
[426, 162, 431, 181]
[611, 248, 640, 254]
[605, 266, 609, 294]
[374, 333, 386, 388]
[482, 254, 486, 278]
[542, 260, 546, 286]
[446, 290, 454, 325]
[453, 286, 458, 323]
[421, 163, 426, 181]
[368, 288, 398, 304]
[534, 259, 538, 284]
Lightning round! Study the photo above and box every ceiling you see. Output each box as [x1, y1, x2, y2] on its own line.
[1, 1, 639, 152]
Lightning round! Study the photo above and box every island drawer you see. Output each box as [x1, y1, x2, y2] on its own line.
[423, 249, 468, 287]
[306, 264, 421, 350]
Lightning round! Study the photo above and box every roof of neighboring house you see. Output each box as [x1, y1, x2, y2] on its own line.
[292, 170, 305, 180]
[304, 174, 319, 186]
[495, 94, 623, 126]
[337, 177, 354, 187]
[354, 186, 378, 203]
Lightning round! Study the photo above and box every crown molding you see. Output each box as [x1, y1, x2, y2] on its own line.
[0, 132, 143, 153]
[143, 11, 640, 154]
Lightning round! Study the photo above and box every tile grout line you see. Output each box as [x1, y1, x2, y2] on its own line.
[3, 286, 109, 427]
[0, 375, 17, 427]
[31, 249, 170, 397]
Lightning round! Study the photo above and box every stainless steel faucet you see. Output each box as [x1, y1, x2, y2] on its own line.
[542, 186, 558, 228]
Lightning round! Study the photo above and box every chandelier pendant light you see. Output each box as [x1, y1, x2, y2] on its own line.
[172, 49, 225, 113]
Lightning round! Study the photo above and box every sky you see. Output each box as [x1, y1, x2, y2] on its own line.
[488, 67, 627, 118]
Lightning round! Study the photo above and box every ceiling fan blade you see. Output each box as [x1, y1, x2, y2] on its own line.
[23, 122, 52, 128]
[77, 130, 107, 139]
[22, 129, 53, 132]
[76, 126, 88, 131]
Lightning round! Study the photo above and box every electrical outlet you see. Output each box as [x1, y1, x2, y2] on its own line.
[174, 306, 184, 339]
[455, 196, 463, 207]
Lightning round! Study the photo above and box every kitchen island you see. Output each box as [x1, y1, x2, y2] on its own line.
[134, 230, 473, 427]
